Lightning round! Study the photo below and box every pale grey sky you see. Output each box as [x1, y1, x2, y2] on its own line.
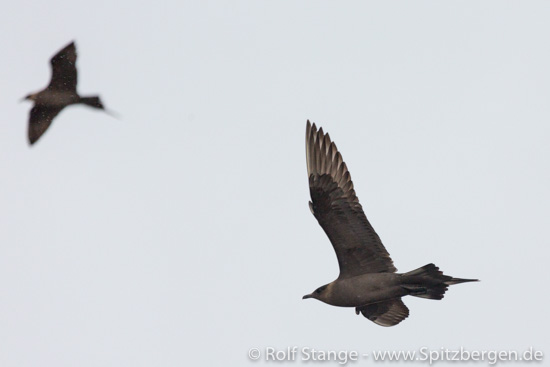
[1, 1, 549, 366]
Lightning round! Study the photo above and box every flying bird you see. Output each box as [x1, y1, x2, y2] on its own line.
[23, 41, 108, 145]
[303, 120, 477, 326]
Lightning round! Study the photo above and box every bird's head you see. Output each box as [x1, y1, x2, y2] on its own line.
[302, 284, 328, 300]
[21, 93, 38, 102]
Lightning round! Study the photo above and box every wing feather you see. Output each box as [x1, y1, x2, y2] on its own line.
[28, 105, 63, 145]
[48, 41, 77, 92]
[306, 120, 396, 278]
[356, 299, 409, 327]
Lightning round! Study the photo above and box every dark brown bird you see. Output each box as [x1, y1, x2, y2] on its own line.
[23, 41, 107, 145]
[303, 120, 477, 326]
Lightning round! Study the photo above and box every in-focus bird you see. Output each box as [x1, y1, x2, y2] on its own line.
[303, 120, 477, 326]
[23, 41, 108, 145]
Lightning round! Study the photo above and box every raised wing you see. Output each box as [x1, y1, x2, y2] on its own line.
[306, 120, 396, 278]
[48, 41, 77, 92]
[28, 105, 63, 145]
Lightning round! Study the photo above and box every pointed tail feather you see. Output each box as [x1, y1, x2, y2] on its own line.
[402, 263, 478, 300]
[445, 277, 479, 285]
[80, 96, 104, 109]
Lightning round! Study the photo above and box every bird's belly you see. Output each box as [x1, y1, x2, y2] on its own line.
[327, 274, 405, 307]
[36, 91, 78, 106]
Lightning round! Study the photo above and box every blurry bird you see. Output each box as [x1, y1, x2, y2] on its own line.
[303, 120, 477, 326]
[23, 41, 109, 145]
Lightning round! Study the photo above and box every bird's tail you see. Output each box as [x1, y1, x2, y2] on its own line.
[80, 96, 104, 109]
[401, 263, 478, 300]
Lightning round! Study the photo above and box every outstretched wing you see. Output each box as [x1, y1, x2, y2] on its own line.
[28, 105, 63, 145]
[306, 120, 396, 278]
[356, 299, 409, 327]
[48, 41, 77, 92]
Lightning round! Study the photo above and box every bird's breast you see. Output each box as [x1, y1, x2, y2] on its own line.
[323, 273, 405, 307]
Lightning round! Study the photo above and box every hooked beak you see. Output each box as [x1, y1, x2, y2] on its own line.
[302, 294, 313, 300]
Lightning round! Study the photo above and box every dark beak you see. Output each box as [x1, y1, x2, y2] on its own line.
[302, 294, 312, 299]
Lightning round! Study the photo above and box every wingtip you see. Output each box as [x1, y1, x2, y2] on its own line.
[27, 136, 38, 146]
[306, 119, 318, 132]
[63, 40, 76, 51]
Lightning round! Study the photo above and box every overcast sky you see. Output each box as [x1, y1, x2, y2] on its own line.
[1, 1, 549, 366]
